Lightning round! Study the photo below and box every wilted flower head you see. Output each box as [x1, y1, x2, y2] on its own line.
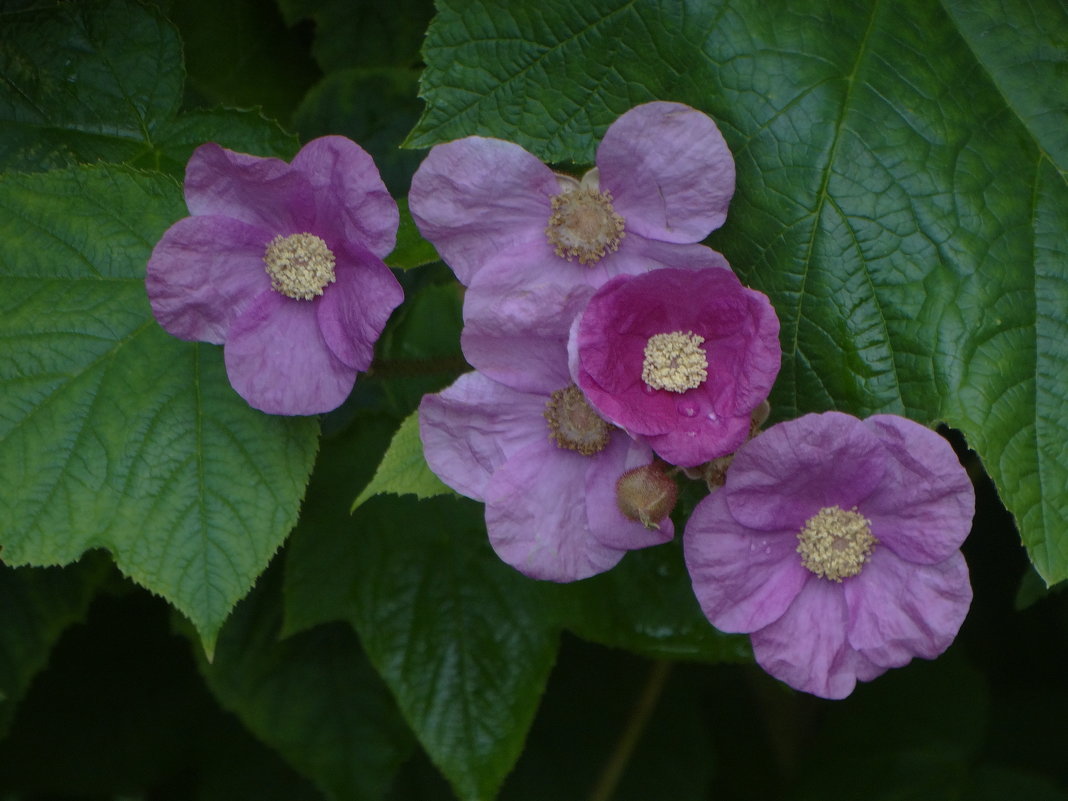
[684, 412, 975, 699]
[408, 101, 735, 291]
[570, 267, 780, 468]
[419, 357, 673, 582]
[146, 137, 403, 415]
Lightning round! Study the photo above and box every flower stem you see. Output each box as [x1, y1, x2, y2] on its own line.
[587, 659, 673, 801]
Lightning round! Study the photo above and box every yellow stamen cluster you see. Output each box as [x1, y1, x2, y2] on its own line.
[641, 331, 708, 393]
[796, 506, 877, 582]
[544, 384, 610, 456]
[545, 187, 625, 265]
[263, 233, 336, 300]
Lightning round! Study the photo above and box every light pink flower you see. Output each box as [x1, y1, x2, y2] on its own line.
[684, 412, 975, 699]
[146, 137, 402, 415]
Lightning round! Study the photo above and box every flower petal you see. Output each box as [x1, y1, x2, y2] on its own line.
[409, 136, 559, 285]
[290, 136, 399, 259]
[184, 143, 314, 232]
[750, 579, 887, 699]
[725, 412, 888, 532]
[845, 548, 972, 668]
[461, 275, 593, 394]
[316, 239, 403, 370]
[484, 439, 626, 581]
[224, 289, 354, 415]
[861, 415, 976, 564]
[597, 101, 735, 243]
[683, 491, 808, 633]
[419, 373, 550, 501]
[146, 214, 271, 343]
[584, 435, 674, 551]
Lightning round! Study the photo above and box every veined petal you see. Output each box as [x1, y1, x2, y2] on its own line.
[184, 143, 315, 233]
[684, 492, 808, 633]
[484, 438, 626, 581]
[316, 239, 403, 370]
[408, 136, 559, 285]
[597, 101, 735, 243]
[224, 290, 354, 415]
[419, 373, 549, 501]
[146, 214, 271, 344]
[291, 136, 399, 259]
[845, 548, 972, 668]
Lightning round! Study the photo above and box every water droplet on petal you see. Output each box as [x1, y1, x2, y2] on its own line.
[676, 399, 699, 417]
[643, 384, 656, 395]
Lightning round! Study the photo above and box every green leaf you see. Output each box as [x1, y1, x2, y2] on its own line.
[196, 570, 414, 801]
[410, 0, 1068, 582]
[0, 0, 298, 177]
[287, 495, 560, 801]
[352, 411, 454, 512]
[387, 196, 441, 271]
[0, 165, 319, 653]
[0, 557, 109, 736]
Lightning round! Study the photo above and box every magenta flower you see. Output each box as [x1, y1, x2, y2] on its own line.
[408, 101, 735, 291]
[146, 137, 403, 415]
[419, 357, 673, 582]
[683, 412, 975, 699]
[570, 267, 780, 468]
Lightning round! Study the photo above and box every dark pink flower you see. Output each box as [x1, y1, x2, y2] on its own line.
[419, 355, 673, 582]
[146, 137, 403, 415]
[408, 101, 735, 291]
[570, 267, 781, 468]
[684, 412, 975, 699]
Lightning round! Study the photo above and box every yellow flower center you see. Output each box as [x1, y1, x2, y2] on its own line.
[796, 506, 877, 582]
[545, 186, 625, 265]
[263, 233, 336, 300]
[642, 331, 708, 393]
[544, 384, 610, 455]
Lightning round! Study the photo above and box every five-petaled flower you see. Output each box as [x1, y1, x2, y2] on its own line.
[146, 136, 403, 415]
[570, 267, 781, 468]
[683, 412, 975, 699]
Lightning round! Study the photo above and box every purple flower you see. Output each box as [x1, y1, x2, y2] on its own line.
[408, 101, 735, 291]
[570, 267, 781, 468]
[683, 412, 975, 699]
[146, 137, 403, 415]
[419, 356, 673, 582]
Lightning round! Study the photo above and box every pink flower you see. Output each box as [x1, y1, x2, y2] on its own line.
[570, 267, 781, 468]
[146, 137, 403, 415]
[683, 412, 975, 699]
[419, 356, 673, 582]
[408, 101, 735, 291]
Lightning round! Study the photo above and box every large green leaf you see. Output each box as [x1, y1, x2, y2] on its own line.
[286, 495, 559, 801]
[0, 165, 319, 652]
[409, 0, 1068, 582]
[0, 0, 298, 176]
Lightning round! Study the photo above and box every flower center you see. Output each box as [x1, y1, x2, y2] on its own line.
[796, 506, 877, 582]
[545, 187, 625, 265]
[263, 233, 336, 300]
[544, 384, 610, 455]
[642, 331, 708, 393]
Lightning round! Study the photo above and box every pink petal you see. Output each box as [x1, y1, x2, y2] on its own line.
[642, 413, 751, 469]
[683, 492, 809, 633]
[597, 101, 735, 243]
[845, 548, 972, 668]
[316, 239, 403, 370]
[418, 373, 550, 501]
[408, 136, 559, 285]
[461, 275, 593, 394]
[146, 215, 271, 343]
[184, 143, 314, 233]
[484, 438, 626, 581]
[290, 136, 399, 260]
[584, 435, 674, 551]
[750, 579, 887, 699]
[224, 289, 355, 415]
[861, 416, 976, 564]
[725, 412, 888, 532]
